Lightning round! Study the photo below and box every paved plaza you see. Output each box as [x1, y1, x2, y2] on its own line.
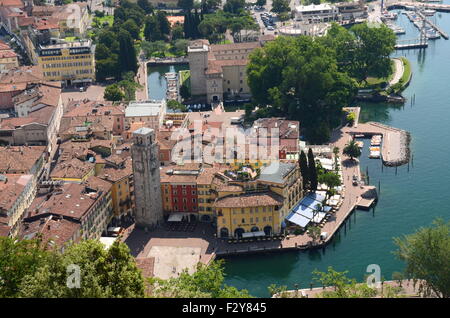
[148, 246, 202, 279]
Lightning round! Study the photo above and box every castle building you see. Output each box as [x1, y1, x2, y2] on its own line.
[187, 40, 264, 103]
[131, 127, 163, 229]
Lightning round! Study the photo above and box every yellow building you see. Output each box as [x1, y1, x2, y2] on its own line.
[98, 160, 134, 219]
[214, 161, 303, 238]
[215, 192, 284, 238]
[37, 40, 95, 85]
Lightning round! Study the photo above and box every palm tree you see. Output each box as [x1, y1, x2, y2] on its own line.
[343, 140, 361, 161]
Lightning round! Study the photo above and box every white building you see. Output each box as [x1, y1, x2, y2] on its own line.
[124, 100, 167, 132]
[294, 4, 339, 22]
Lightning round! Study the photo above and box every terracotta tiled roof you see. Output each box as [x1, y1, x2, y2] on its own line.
[214, 192, 284, 208]
[20, 215, 81, 247]
[0, 146, 45, 174]
[210, 41, 261, 52]
[0, 0, 23, 7]
[0, 66, 44, 86]
[0, 50, 17, 59]
[27, 178, 109, 220]
[50, 158, 94, 180]
[98, 159, 133, 183]
[0, 174, 32, 214]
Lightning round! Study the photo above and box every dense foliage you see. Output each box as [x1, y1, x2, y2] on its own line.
[148, 260, 251, 298]
[0, 238, 251, 298]
[247, 23, 395, 143]
[394, 218, 450, 298]
[0, 238, 144, 298]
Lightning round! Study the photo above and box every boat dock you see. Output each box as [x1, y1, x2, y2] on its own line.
[416, 10, 449, 39]
[350, 122, 411, 167]
[388, 1, 450, 13]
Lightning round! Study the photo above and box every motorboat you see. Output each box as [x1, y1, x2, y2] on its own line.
[426, 29, 440, 39]
[423, 9, 436, 16]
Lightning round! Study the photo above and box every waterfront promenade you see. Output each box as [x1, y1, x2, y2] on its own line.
[135, 57, 149, 101]
[274, 279, 424, 298]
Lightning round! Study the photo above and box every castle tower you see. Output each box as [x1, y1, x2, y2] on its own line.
[131, 127, 163, 229]
[188, 40, 210, 96]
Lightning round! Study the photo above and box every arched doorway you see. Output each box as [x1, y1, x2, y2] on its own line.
[234, 228, 245, 238]
[220, 227, 229, 238]
[250, 226, 259, 232]
[263, 226, 272, 236]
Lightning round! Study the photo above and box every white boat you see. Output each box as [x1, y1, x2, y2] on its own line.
[426, 30, 440, 39]
[423, 9, 436, 16]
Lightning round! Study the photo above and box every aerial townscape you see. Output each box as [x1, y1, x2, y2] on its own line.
[0, 0, 448, 301]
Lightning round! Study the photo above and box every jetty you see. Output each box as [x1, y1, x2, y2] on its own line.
[349, 122, 411, 166]
[416, 10, 449, 39]
[388, 1, 450, 13]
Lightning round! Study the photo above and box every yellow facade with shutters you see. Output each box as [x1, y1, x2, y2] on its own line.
[216, 205, 282, 238]
[38, 41, 95, 84]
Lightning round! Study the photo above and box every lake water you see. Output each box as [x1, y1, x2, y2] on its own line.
[222, 8, 450, 297]
[147, 64, 188, 100]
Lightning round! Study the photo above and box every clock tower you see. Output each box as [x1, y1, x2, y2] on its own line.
[131, 127, 163, 229]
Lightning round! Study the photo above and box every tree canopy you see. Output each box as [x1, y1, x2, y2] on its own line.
[343, 140, 361, 160]
[147, 260, 252, 298]
[0, 238, 145, 297]
[247, 36, 356, 143]
[394, 218, 450, 298]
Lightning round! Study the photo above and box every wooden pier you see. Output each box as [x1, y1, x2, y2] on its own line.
[395, 42, 428, 49]
[388, 1, 450, 13]
[416, 10, 449, 39]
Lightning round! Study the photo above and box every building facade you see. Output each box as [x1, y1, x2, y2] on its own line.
[37, 40, 95, 85]
[188, 40, 263, 103]
[131, 127, 163, 229]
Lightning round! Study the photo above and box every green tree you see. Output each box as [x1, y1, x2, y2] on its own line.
[118, 29, 138, 74]
[307, 148, 318, 191]
[348, 23, 396, 83]
[201, 0, 221, 12]
[156, 11, 171, 37]
[299, 150, 309, 191]
[313, 267, 377, 298]
[343, 140, 361, 160]
[167, 99, 187, 112]
[19, 240, 145, 298]
[307, 225, 321, 243]
[172, 24, 185, 41]
[394, 219, 450, 298]
[119, 73, 142, 101]
[104, 83, 125, 101]
[268, 284, 288, 297]
[318, 172, 341, 199]
[137, 0, 154, 14]
[256, 0, 267, 6]
[122, 19, 141, 40]
[148, 260, 252, 298]
[0, 237, 53, 297]
[179, 83, 190, 99]
[271, 0, 291, 14]
[144, 15, 163, 42]
[223, 0, 245, 14]
[178, 0, 194, 12]
[247, 36, 356, 143]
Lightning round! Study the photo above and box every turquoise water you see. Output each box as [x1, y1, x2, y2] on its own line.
[223, 9, 450, 297]
[147, 64, 188, 100]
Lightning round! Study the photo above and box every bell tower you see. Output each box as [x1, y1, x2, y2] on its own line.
[131, 127, 163, 229]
